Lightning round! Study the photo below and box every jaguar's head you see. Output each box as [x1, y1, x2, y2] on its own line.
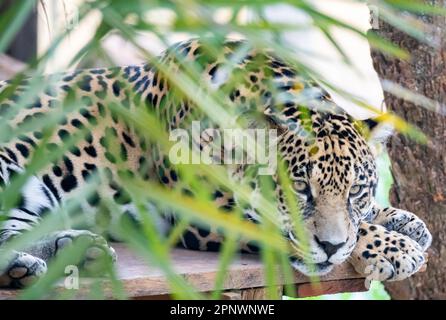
[274, 112, 378, 275]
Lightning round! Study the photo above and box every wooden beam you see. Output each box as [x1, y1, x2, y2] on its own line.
[294, 278, 367, 298]
[221, 286, 284, 300]
[0, 243, 364, 299]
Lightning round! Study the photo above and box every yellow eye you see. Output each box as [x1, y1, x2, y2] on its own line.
[294, 180, 308, 193]
[350, 184, 364, 197]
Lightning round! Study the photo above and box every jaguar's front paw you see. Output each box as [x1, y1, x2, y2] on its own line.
[55, 230, 117, 275]
[0, 251, 47, 288]
[376, 208, 432, 251]
[349, 223, 426, 288]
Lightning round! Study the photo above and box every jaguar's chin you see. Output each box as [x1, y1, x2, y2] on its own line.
[289, 256, 334, 276]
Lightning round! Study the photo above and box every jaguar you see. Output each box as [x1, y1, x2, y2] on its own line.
[0, 38, 431, 288]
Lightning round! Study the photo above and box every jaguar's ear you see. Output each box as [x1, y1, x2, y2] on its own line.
[355, 116, 394, 156]
[362, 117, 394, 144]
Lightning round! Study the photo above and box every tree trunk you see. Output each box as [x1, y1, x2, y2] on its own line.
[368, 0, 446, 299]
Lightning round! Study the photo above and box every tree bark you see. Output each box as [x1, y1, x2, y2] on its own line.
[368, 0, 446, 299]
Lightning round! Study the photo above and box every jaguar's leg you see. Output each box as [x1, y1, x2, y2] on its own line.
[0, 229, 117, 288]
[0, 154, 115, 287]
[26, 229, 116, 274]
[368, 203, 432, 251]
[0, 250, 47, 288]
[0, 153, 52, 287]
[349, 221, 426, 288]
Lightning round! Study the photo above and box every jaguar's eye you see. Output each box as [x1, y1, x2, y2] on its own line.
[293, 180, 308, 193]
[349, 184, 364, 197]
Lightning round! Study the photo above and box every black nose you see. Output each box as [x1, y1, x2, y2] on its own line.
[314, 236, 345, 258]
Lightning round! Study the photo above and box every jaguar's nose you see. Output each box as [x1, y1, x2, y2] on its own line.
[314, 235, 346, 258]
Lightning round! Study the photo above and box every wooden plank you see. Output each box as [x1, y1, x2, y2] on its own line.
[222, 286, 283, 300]
[294, 278, 367, 298]
[241, 286, 284, 300]
[0, 243, 363, 299]
[221, 291, 242, 300]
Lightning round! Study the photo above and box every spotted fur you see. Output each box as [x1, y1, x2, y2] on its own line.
[0, 39, 431, 287]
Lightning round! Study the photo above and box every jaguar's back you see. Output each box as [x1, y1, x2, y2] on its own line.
[0, 38, 430, 288]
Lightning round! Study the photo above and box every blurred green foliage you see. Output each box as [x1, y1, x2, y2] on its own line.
[0, 0, 442, 300]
